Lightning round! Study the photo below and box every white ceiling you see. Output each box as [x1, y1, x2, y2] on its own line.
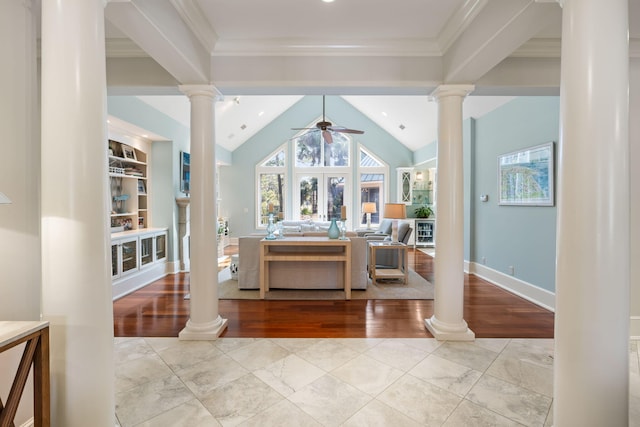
[136, 94, 515, 151]
[101, 0, 639, 151]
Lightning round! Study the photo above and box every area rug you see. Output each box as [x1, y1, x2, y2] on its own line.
[217, 268, 433, 300]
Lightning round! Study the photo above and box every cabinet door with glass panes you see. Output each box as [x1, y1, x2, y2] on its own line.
[154, 232, 167, 262]
[415, 219, 435, 247]
[111, 236, 139, 279]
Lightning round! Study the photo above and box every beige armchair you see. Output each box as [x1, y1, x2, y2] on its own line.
[358, 219, 392, 238]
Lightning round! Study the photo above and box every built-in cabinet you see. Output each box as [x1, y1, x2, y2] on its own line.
[111, 229, 167, 299]
[108, 132, 169, 299]
[415, 219, 435, 247]
[396, 167, 435, 206]
[109, 139, 148, 232]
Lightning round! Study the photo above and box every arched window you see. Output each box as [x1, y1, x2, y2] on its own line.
[255, 145, 286, 227]
[357, 146, 388, 227]
[255, 138, 388, 229]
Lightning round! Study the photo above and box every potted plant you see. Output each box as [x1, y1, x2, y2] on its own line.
[414, 205, 433, 218]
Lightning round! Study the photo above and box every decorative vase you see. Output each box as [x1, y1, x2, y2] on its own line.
[327, 218, 340, 239]
[265, 213, 277, 240]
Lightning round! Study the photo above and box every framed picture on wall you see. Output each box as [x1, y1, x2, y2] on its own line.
[180, 151, 190, 194]
[122, 144, 137, 161]
[498, 142, 554, 206]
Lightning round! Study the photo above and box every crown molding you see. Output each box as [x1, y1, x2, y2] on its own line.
[170, 0, 217, 53]
[212, 38, 442, 57]
[437, 0, 489, 53]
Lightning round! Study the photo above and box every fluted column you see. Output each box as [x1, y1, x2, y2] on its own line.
[424, 84, 475, 341]
[178, 85, 228, 340]
[554, 0, 629, 425]
[40, 0, 115, 425]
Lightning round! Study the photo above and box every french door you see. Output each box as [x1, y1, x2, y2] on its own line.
[295, 172, 350, 223]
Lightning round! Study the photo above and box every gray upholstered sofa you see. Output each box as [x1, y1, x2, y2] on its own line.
[237, 232, 368, 290]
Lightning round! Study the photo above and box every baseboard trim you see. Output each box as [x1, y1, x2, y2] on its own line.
[468, 262, 556, 312]
[19, 417, 34, 427]
[166, 260, 181, 274]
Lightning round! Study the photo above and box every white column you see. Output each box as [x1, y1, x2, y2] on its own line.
[425, 84, 475, 341]
[554, 0, 629, 425]
[40, 1, 115, 426]
[179, 85, 228, 340]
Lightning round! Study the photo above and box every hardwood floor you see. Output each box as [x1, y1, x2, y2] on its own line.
[113, 246, 554, 339]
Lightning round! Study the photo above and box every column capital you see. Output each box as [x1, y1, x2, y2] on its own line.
[179, 84, 223, 101]
[429, 84, 475, 101]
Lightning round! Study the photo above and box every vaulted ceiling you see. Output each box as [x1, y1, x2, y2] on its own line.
[100, 0, 639, 151]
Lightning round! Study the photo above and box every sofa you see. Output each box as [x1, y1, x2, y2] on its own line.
[237, 232, 368, 290]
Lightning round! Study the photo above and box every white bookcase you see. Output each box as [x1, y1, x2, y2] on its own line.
[108, 127, 169, 300]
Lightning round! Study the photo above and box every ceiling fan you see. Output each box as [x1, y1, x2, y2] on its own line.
[292, 95, 364, 144]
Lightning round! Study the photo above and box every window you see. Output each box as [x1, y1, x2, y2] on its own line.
[256, 146, 286, 227]
[294, 131, 350, 167]
[256, 140, 388, 229]
[358, 146, 387, 227]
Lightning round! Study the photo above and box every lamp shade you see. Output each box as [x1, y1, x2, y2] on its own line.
[383, 203, 406, 219]
[362, 202, 377, 214]
[0, 192, 11, 205]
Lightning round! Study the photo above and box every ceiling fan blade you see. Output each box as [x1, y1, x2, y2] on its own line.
[292, 127, 317, 130]
[322, 130, 333, 144]
[328, 126, 365, 134]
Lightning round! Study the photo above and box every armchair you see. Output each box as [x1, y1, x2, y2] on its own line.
[358, 219, 392, 237]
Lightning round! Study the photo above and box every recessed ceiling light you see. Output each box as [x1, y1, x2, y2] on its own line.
[258, 111, 264, 117]
[322, 0, 335, 3]
[381, 112, 388, 117]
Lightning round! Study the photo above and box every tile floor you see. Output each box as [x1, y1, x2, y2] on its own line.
[114, 337, 640, 427]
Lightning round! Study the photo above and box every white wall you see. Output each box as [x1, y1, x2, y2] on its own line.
[630, 57, 640, 338]
[0, 1, 41, 424]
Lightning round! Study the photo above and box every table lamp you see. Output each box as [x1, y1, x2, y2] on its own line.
[383, 203, 406, 243]
[362, 202, 377, 229]
[0, 192, 11, 205]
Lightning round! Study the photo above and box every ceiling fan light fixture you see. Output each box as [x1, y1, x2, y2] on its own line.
[290, 95, 364, 144]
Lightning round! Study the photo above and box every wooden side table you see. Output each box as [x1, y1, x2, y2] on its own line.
[368, 241, 409, 285]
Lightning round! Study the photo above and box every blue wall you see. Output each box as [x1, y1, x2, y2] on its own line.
[470, 97, 559, 292]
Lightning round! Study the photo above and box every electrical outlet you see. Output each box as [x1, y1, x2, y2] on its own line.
[508, 265, 514, 275]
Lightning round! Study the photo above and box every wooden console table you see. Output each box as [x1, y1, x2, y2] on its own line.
[0, 321, 50, 427]
[368, 241, 409, 285]
[259, 237, 352, 299]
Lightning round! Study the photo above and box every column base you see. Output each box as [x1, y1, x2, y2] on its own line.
[424, 316, 475, 341]
[179, 316, 228, 340]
